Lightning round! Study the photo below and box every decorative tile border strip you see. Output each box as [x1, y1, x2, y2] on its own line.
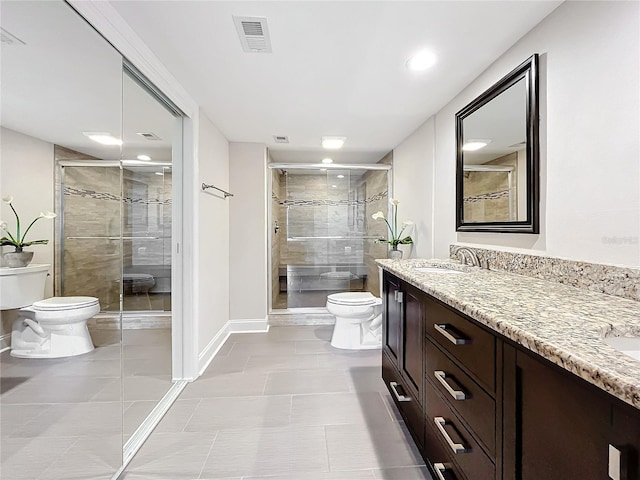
[279, 190, 387, 207]
[464, 189, 509, 204]
[64, 186, 171, 205]
[450, 245, 640, 302]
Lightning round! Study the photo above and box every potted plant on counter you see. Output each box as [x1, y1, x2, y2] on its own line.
[1, 196, 56, 268]
[372, 199, 414, 259]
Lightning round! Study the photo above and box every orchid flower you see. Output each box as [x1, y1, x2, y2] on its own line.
[1, 197, 56, 252]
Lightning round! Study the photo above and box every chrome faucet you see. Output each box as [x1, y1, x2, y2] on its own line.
[452, 246, 487, 269]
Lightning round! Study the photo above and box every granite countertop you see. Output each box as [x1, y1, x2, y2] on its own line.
[377, 258, 640, 409]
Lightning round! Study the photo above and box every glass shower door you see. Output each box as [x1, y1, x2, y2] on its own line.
[121, 165, 172, 312]
[58, 162, 123, 313]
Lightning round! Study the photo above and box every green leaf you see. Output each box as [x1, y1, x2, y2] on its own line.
[399, 236, 413, 245]
[1, 237, 19, 247]
[20, 240, 49, 247]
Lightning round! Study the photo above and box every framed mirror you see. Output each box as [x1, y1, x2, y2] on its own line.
[456, 54, 539, 233]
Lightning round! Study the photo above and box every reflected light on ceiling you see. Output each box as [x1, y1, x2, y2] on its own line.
[321, 137, 346, 150]
[137, 154, 152, 161]
[321, 158, 333, 164]
[83, 132, 123, 146]
[462, 139, 491, 151]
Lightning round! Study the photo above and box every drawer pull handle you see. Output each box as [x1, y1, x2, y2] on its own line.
[434, 416, 469, 454]
[434, 462, 455, 480]
[389, 381, 412, 402]
[434, 324, 470, 345]
[434, 370, 467, 400]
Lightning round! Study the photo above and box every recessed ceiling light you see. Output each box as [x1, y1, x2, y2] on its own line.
[137, 154, 152, 161]
[406, 50, 437, 72]
[337, 174, 345, 179]
[83, 132, 123, 146]
[321, 137, 346, 150]
[321, 158, 333, 164]
[331, 185, 337, 188]
[462, 139, 492, 151]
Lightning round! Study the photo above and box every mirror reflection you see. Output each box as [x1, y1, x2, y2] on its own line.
[1, 1, 180, 477]
[456, 54, 539, 233]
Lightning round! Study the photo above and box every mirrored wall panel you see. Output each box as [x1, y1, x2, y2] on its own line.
[1, 1, 124, 478]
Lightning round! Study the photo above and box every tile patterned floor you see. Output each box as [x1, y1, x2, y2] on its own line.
[0, 327, 173, 480]
[121, 326, 431, 480]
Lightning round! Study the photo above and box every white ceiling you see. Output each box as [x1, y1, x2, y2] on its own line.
[1, 1, 175, 163]
[111, 0, 562, 163]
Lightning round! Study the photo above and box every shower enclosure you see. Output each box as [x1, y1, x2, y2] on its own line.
[56, 161, 172, 314]
[269, 163, 391, 311]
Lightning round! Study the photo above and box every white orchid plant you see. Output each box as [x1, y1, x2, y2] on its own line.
[1, 196, 56, 253]
[372, 199, 414, 248]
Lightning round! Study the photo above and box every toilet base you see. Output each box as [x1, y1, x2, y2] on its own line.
[10, 319, 95, 359]
[330, 315, 382, 350]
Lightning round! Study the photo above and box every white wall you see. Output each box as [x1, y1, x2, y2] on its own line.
[229, 142, 268, 321]
[395, 1, 640, 267]
[197, 112, 230, 354]
[392, 117, 436, 259]
[0, 127, 55, 295]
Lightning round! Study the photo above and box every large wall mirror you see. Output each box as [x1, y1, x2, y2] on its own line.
[456, 54, 539, 233]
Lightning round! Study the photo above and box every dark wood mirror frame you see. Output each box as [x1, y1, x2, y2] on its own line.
[456, 54, 539, 234]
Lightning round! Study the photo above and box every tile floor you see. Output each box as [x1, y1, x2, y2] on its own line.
[0, 327, 173, 480]
[121, 326, 432, 480]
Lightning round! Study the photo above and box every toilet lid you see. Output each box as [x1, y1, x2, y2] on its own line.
[32, 296, 99, 311]
[327, 292, 378, 306]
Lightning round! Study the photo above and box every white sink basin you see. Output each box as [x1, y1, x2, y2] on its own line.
[604, 336, 640, 361]
[413, 267, 465, 275]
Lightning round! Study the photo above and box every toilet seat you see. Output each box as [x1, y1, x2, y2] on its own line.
[327, 292, 379, 306]
[32, 296, 99, 311]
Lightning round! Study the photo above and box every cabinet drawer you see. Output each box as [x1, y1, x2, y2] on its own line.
[425, 421, 466, 480]
[426, 339, 496, 456]
[426, 298, 495, 393]
[426, 383, 496, 480]
[382, 351, 425, 449]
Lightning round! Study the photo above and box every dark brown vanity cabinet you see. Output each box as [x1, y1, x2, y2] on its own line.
[381, 271, 640, 480]
[424, 296, 499, 480]
[508, 348, 640, 480]
[382, 271, 426, 448]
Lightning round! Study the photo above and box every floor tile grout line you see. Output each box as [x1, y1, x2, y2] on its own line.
[181, 397, 204, 433]
[196, 430, 219, 480]
[34, 434, 82, 480]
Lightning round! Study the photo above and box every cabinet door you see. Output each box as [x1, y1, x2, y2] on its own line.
[515, 350, 611, 480]
[610, 403, 640, 480]
[383, 273, 402, 367]
[401, 284, 424, 402]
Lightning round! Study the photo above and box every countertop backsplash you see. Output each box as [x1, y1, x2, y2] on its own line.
[450, 245, 640, 302]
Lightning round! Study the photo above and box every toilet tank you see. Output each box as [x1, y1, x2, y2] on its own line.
[0, 264, 49, 309]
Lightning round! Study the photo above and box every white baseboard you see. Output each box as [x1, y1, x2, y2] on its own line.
[197, 317, 269, 376]
[0, 333, 11, 353]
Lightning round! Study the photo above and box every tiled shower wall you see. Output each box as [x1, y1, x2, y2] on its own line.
[271, 169, 282, 304]
[274, 163, 389, 300]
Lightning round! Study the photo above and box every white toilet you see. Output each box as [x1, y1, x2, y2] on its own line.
[0, 264, 99, 358]
[326, 292, 383, 350]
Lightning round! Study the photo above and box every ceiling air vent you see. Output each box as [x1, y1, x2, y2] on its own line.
[233, 16, 272, 53]
[136, 132, 162, 141]
[273, 136, 289, 144]
[1, 28, 26, 46]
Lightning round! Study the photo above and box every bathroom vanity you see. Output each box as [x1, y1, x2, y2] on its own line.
[378, 260, 640, 480]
